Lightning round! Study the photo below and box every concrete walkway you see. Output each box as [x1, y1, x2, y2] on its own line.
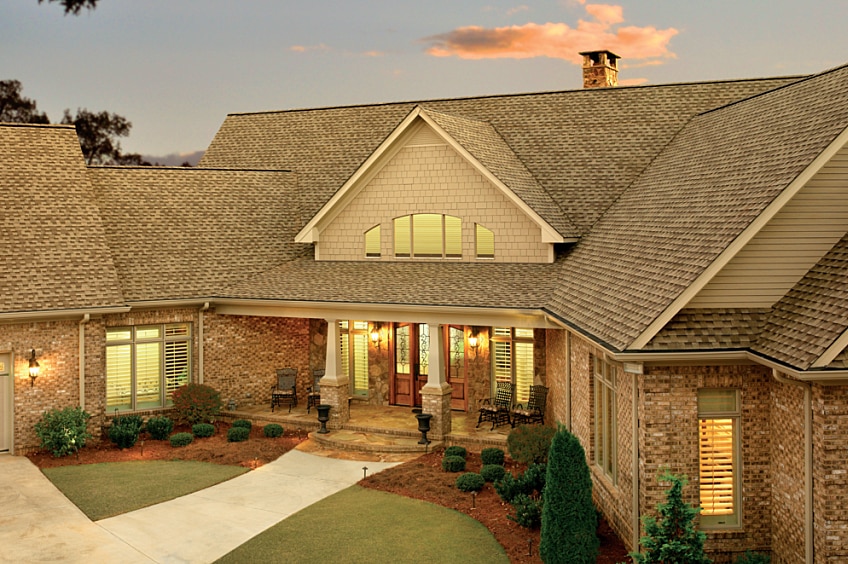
[1, 450, 399, 563]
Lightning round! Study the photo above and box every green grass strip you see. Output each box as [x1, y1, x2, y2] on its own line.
[216, 485, 508, 563]
[43, 460, 248, 521]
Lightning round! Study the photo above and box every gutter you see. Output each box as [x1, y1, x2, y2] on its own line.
[772, 369, 813, 563]
[79, 314, 89, 409]
[0, 306, 129, 322]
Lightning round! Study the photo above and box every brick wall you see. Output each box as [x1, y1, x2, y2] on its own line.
[318, 141, 551, 263]
[813, 382, 848, 563]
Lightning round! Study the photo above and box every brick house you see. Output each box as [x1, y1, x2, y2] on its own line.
[2, 53, 847, 562]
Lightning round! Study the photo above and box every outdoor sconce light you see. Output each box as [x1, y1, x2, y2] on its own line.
[468, 327, 482, 358]
[28, 348, 40, 387]
[370, 323, 382, 351]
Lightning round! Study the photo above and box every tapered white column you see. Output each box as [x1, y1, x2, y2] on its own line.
[319, 318, 349, 428]
[421, 323, 452, 438]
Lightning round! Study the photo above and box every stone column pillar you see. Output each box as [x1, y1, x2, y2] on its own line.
[421, 323, 452, 438]
[320, 318, 349, 429]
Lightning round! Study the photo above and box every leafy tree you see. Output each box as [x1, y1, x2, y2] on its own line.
[631, 471, 711, 564]
[38, 0, 99, 15]
[0, 80, 49, 123]
[540, 425, 598, 564]
[61, 108, 133, 165]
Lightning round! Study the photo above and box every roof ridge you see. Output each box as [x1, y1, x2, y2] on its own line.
[88, 165, 294, 173]
[0, 122, 75, 130]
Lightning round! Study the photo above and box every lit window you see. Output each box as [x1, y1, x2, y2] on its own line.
[698, 389, 740, 528]
[340, 321, 369, 396]
[593, 356, 616, 483]
[491, 327, 534, 403]
[476, 224, 494, 259]
[365, 225, 381, 257]
[106, 324, 191, 411]
[394, 214, 461, 259]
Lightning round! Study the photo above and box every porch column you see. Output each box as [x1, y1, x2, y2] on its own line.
[421, 322, 452, 439]
[320, 318, 349, 429]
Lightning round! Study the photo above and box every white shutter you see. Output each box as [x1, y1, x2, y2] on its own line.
[165, 340, 189, 403]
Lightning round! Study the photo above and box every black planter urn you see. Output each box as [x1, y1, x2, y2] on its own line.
[415, 413, 432, 445]
[316, 404, 331, 434]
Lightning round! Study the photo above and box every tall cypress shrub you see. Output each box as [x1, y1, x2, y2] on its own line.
[540, 425, 598, 564]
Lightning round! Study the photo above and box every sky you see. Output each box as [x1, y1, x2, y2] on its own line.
[2, 0, 847, 162]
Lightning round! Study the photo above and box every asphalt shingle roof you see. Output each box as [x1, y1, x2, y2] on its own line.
[0, 124, 124, 314]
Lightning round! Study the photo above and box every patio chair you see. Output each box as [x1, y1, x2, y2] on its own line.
[306, 369, 324, 414]
[511, 385, 548, 427]
[271, 368, 298, 412]
[476, 381, 514, 430]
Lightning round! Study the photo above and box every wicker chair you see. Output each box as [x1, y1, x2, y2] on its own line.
[271, 368, 297, 412]
[476, 381, 514, 430]
[306, 369, 324, 414]
[511, 385, 548, 427]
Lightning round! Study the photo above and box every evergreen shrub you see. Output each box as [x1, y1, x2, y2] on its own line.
[509, 493, 543, 529]
[441, 455, 466, 472]
[481, 464, 507, 482]
[146, 415, 173, 440]
[481, 447, 505, 466]
[227, 426, 250, 442]
[540, 426, 598, 564]
[170, 383, 222, 425]
[455, 472, 485, 492]
[263, 423, 284, 438]
[736, 551, 769, 564]
[231, 419, 252, 430]
[192, 423, 215, 438]
[34, 406, 92, 458]
[494, 463, 546, 504]
[444, 445, 467, 459]
[108, 415, 144, 449]
[507, 424, 555, 465]
[169, 432, 194, 447]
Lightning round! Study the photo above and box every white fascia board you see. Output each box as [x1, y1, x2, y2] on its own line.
[415, 111, 565, 244]
[213, 298, 558, 328]
[294, 107, 425, 243]
[0, 305, 131, 323]
[811, 326, 848, 368]
[629, 125, 848, 350]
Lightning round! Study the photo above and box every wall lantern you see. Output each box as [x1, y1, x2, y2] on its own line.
[468, 327, 482, 358]
[28, 348, 40, 387]
[370, 323, 382, 351]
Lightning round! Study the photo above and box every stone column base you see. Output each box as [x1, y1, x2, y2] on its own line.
[421, 382, 452, 439]
[318, 377, 350, 430]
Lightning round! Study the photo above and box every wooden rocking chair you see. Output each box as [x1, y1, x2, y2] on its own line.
[511, 385, 548, 427]
[476, 381, 514, 430]
[271, 368, 297, 412]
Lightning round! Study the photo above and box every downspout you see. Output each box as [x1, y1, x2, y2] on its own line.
[772, 368, 813, 563]
[79, 314, 89, 409]
[198, 302, 210, 384]
[632, 370, 640, 553]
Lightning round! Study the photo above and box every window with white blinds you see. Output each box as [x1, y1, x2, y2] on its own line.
[491, 327, 534, 403]
[393, 214, 461, 259]
[106, 323, 191, 411]
[698, 389, 740, 528]
[476, 223, 494, 259]
[593, 356, 617, 483]
[365, 225, 381, 257]
[339, 321, 369, 396]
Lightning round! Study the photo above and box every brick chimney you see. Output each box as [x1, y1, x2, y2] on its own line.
[579, 50, 619, 88]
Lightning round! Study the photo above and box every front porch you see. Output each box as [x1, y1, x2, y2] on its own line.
[222, 401, 512, 455]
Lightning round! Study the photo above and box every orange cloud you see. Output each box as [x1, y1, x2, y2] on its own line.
[422, 3, 677, 64]
[289, 44, 331, 53]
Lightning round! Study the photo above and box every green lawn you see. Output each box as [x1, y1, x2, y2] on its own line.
[216, 485, 509, 564]
[43, 460, 248, 520]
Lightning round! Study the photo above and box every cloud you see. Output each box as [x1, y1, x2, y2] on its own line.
[506, 5, 530, 16]
[362, 50, 385, 57]
[422, 3, 677, 65]
[289, 43, 331, 53]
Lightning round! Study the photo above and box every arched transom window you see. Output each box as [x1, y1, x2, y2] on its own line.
[394, 214, 461, 259]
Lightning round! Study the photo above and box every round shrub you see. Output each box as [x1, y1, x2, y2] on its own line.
[146, 415, 173, 440]
[481, 464, 507, 482]
[192, 423, 215, 438]
[456, 472, 485, 493]
[171, 383, 223, 425]
[34, 406, 92, 457]
[444, 445, 467, 459]
[227, 426, 250, 442]
[231, 419, 252, 431]
[109, 415, 144, 449]
[169, 432, 194, 447]
[507, 424, 555, 465]
[441, 454, 466, 473]
[263, 423, 284, 438]
[481, 447, 505, 466]
[509, 493, 543, 529]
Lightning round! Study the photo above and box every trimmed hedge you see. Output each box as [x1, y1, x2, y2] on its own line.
[263, 423, 284, 438]
[481, 447, 505, 466]
[169, 432, 194, 447]
[146, 415, 173, 440]
[456, 472, 485, 493]
[441, 455, 466, 473]
[481, 464, 507, 483]
[192, 423, 216, 438]
[34, 406, 92, 457]
[108, 414, 144, 449]
[444, 445, 467, 459]
[227, 426, 250, 442]
[231, 419, 252, 431]
[495, 463, 546, 504]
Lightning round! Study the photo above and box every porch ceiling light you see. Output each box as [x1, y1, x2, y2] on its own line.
[28, 348, 40, 387]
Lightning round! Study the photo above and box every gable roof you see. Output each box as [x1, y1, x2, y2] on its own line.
[88, 166, 298, 302]
[201, 78, 797, 236]
[0, 123, 124, 316]
[546, 63, 848, 351]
